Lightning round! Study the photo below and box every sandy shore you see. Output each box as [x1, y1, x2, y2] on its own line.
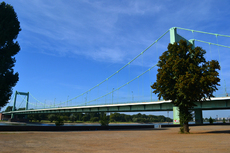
[0, 125, 229, 153]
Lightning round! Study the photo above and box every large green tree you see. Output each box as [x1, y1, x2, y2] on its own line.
[151, 40, 220, 133]
[0, 2, 21, 108]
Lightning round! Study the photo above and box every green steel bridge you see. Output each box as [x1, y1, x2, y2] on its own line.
[2, 27, 230, 124]
[3, 97, 230, 124]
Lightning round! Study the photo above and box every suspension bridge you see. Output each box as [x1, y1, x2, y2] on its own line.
[2, 27, 230, 124]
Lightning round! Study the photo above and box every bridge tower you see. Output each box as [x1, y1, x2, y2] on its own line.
[11, 91, 29, 119]
[170, 27, 203, 124]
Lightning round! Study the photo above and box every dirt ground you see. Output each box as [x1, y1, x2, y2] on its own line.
[0, 125, 229, 153]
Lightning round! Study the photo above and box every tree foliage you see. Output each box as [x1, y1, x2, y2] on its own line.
[99, 112, 110, 126]
[223, 118, 226, 123]
[55, 115, 64, 126]
[48, 114, 56, 123]
[18, 107, 25, 110]
[4, 106, 13, 112]
[11, 111, 172, 124]
[0, 2, 21, 108]
[151, 40, 220, 133]
[208, 117, 214, 124]
[69, 114, 76, 122]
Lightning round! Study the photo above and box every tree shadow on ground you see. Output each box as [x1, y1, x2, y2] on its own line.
[107, 128, 168, 131]
[206, 130, 230, 134]
[41, 128, 169, 132]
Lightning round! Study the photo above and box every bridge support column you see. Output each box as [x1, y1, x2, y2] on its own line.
[11, 113, 14, 119]
[170, 27, 195, 47]
[11, 91, 18, 119]
[170, 27, 196, 125]
[195, 110, 203, 124]
[173, 107, 180, 124]
[25, 92, 29, 119]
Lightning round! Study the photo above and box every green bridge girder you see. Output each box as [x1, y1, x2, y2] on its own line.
[3, 97, 230, 116]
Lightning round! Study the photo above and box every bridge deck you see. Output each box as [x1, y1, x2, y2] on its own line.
[3, 97, 230, 115]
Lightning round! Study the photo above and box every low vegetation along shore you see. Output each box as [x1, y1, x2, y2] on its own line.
[2, 112, 172, 126]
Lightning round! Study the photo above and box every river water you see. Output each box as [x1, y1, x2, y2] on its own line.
[0, 122, 212, 128]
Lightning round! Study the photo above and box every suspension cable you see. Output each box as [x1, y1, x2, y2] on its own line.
[54, 29, 170, 106]
[79, 64, 158, 106]
[193, 39, 230, 49]
[177, 27, 230, 38]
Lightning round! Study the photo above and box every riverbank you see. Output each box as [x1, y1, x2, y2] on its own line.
[0, 125, 229, 153]
[0, 124, 155, 131]
[0, 121, 172, 126]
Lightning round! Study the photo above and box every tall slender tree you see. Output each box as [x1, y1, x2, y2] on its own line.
[151, 40, 220, 133]
[0, 2, 21, 108]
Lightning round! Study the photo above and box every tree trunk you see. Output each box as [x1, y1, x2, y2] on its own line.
[183, 122, 189, 133]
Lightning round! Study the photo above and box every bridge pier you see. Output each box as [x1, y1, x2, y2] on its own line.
[170, 27, 195, 125]
[11, 114, 14, 119]
[195, 110, 203, 124]
[173, 107, 180, 124]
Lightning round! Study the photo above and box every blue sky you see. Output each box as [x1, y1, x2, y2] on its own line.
[2, 0, 230, 118]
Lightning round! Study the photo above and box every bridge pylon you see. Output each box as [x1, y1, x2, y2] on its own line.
[169, 27, 196, 124]
[11, 91, 29, 119]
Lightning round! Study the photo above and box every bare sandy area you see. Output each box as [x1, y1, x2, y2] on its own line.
[0, 125, 229, 153]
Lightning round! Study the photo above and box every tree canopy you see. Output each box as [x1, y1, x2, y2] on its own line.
[151, 40, 220, 133]
[0, 2, 21, 108]
[4, 106, 13, 112]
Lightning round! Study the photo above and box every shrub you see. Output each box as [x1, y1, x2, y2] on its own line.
[48, 114, 56, 123]
[55, 116, 64, 126]
[90, 117, 99, 122]
[99, 112, 110, 126]
[63, 116, 69, 122]
[69, 114, 76, 123]
[209, 117, 214, 124]
[223, 118, 226, 123]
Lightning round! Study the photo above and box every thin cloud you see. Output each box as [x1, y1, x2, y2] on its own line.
[86, 47, 126, 63]
[9, 0, 164, 64]
[5, 0, 230, 65]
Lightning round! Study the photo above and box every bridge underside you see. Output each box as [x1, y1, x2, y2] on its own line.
[3, 98, 230, 115]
